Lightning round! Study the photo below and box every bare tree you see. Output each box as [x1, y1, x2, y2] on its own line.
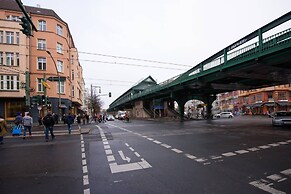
[87, 94, 103, 116]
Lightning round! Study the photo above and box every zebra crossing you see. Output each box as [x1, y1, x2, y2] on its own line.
[6, 128, 80, 138]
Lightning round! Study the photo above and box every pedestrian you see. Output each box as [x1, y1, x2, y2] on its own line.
[42, 111, 55, 142]
[15, 112, 23, 126]
[22, 112, 33, 139]
[0, 115, 8, 145]
[77, 114, 81, 125]
[66, 113, 74, 134]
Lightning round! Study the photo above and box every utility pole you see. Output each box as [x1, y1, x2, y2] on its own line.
[25, 71, 30, 107]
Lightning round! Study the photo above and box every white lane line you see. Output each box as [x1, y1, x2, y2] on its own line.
[267, 174, 283, 181]
[82, 153, 86, 159]
[83, 175, 89, 185]
[287, 140, 291, 143]
[129, 147, 135, 152]
[84, 188, 90, 194]
[105, 149, 113, 155]
[281, 169, 291, 176]
[171, 148, 183, 154]
[82, 159, 87, 166]
[248, 147, 260, 151]
[259, 145, 270, 149]
[134, 152, 141, 158]
[125, 143, 129, 147]
[249, 180, 285, 194]
[235, 150, 249, 154]
[147, 138, 154, 141]
[107, 155, 115, 162]
[278, 142, 288, 145]
[142, 136, 148, 138]
[161, 144, 171, 149]
[195, 158, 207, 162]
[268, 143, 280, 147]
[222, 152, 237, 157]
[153, 140, 162, 144]
[185, 154, 197, 160]
[83, 166, 88, 174]
[210, 156, 223, 160]
[81, 148, 85, 152]
[104, 145, 110, 149]
[103, 141, 109, 145]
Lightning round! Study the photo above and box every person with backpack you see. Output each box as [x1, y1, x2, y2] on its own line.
[66, 113, 74, 134]
[22, 112, 33, 139]
[42, 111, 55, 142]
[0, 115, 8, 144]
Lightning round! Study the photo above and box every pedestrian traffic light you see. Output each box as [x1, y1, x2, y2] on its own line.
[31, 95, 42, 105]
[19, 16, 32, 36]
[109, 92, 112, 97]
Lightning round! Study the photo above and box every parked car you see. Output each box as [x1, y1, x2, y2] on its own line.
[214, 112, 234, 119]
[106, 114, 115, 121]
[272, 111, 291, 126]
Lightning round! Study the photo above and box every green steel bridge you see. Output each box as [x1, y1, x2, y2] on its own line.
[108, 12, 291, 118]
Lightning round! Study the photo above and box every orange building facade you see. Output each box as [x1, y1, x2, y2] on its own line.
[218, 85, 291, 115]
[0, 1, 84, 122]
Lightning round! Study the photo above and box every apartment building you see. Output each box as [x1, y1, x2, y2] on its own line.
[217, 85, 291, 115]
[0, 0, 84, 122]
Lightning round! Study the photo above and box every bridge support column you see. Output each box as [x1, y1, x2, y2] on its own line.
[204, 95, 216, 119]
[176, 97, 187, 122]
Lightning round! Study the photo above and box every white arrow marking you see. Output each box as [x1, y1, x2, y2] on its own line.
[118, 151, 131, 162]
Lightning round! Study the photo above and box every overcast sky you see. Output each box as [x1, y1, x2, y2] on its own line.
[23, 0, 291, 108]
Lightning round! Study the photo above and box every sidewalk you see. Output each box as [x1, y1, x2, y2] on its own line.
[6, 123, 92, 137]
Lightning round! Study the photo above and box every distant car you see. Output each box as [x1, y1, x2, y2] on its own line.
[106, 114, 115, 121]
[272, 111, 291, 126]
[214, 112, 234, 119]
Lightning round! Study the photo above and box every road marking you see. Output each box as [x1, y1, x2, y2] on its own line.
[105, 149, 113, 155]
[161, 144, 171, 149]
[80, 134, 90, 194]
[235, 150, 249, 154]
[210, 156, 222, 160]
[259, 145, 270, 149]
[118, 150, 131, 162]
[171, 148, 183, 153]
[82, 159, 87, 165]
[84, 188, 90, 194]
[107, 155, 115, 162]
[222, 152, 237, 157]
[185, 154, 197, 160]
[153, 140, 162, 144]
[195, 158, 207, 162]
[83, 175, 89, 185]
[267, 174, 283, 181]
[129, 147, 135, 152]
[134, 152, 141, 157]
[249, 180, 286, 194]
[147, 138, 154, 141]
[278, 142, 288, 145]
[281, 169, 291, 176]
[104, 145, 110, 149]
[268, 143, 280, 147]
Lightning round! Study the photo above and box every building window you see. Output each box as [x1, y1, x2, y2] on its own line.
[57, 81, 65, 94]
[278, 92, 287, 101]
[57, 60, 63, 73]
[16, 53, 19, 66]
[37, 39, 46, 50]
[37, 57, 46, 70]
[56, 42, 63, 54]
[72, 70, 74, 80]
[6, 31, 14, 44]
[56, 24, 63, 36]
[38, 20, 46, 31]
[37, 78, 44, 92]
[72, 85, 74, 97]
[6, 52, 14, 66]
[6, 15, 20, 21]
[0, 75, 19, 90]
[71, 55, 74, 64]
[0, 31, 3, 43]
[0, 52, 3, 65]
[16, 32, 20, 45]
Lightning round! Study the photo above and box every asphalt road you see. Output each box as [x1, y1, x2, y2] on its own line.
[0, 116, 291, 194]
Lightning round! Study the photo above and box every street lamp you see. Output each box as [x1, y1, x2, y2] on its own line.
[46, 50, 61, 120]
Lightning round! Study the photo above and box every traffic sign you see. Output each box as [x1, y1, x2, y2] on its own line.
[47, 76, 66, 82]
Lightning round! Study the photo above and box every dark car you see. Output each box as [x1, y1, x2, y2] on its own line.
[272, 111, 291, 126]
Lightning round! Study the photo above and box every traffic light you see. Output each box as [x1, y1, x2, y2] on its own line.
[31, 95, 42, 105]
[19, 16, 32, 36]
[109, 92, 112, 97]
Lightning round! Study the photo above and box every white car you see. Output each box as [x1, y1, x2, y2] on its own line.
[214, 112, 234, 119]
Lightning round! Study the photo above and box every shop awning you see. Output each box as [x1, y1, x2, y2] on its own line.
[278, 102, 291, 106]
[263, 102, 276, 107]
[251, 103, 263, 108]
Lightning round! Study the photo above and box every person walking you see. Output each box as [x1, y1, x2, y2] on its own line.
[22, 112, 33, 139]
[66, 113, 74, 134]
[42, 111, 55, 142]
[0, 115, 8, 144]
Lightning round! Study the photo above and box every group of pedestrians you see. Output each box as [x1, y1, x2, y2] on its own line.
[0, 111, 90, 144]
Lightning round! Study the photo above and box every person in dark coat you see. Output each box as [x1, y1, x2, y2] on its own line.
[42, 111, 55, 142]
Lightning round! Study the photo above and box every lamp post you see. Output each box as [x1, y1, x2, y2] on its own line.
[46, 50, 61, 120]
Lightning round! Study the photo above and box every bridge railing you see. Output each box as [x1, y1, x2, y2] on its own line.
[109, 28, 291, 109]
